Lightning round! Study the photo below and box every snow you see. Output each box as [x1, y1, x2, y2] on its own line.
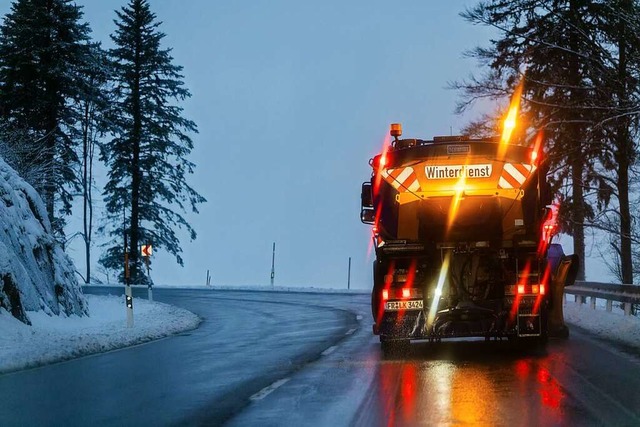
[0, 156, 86, 324]
[564, 300, 640, 350]
[0, 285, 638, 376]
[206, 284, 370, 294]
[0, 294, 200, 374]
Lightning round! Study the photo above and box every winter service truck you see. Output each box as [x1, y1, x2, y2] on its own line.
[360, 124, 577, 354]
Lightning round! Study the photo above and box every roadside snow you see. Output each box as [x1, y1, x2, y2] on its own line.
[1, 288, 638, 376]
[0, 294, 200, 374]
[564, 300, 640, 351]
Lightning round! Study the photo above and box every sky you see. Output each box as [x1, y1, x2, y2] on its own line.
[0, 0, 609, 288]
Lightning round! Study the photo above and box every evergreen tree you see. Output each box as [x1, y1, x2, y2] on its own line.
[588, 0, 640, 284]
[0, 0, 93, 235]
[454, 0, 618, 281]
[100, 0, 205, 283]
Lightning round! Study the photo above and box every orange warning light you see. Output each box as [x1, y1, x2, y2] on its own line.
[390, 123, 402, 138]
[500, 79, 524, 147]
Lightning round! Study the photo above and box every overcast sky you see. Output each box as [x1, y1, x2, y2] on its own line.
[1, 1, 608, 287]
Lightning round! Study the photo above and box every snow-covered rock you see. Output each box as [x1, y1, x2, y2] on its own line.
[0, 156, 87, 324]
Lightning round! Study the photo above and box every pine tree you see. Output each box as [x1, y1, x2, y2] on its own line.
[455, 0, 612, 281]
[0, 0, 93, 235]
[100, 0, 205, 283]
[588, 0, 640, 284]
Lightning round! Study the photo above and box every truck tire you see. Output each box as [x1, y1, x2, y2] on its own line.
[371, 261, 383, 321]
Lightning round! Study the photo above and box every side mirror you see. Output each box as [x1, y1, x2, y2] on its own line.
[361, 208, 375, 224]
[361, 182, 374, 224]
[361, 182, 373, 208]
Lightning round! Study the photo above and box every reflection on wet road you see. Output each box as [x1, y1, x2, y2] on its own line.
[353, 338, 640, 426]
[360, 344, 570, 426]
[2, 288, 640, 426]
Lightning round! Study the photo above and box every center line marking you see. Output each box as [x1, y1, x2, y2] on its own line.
[250, 378, 290, 401]
[321, 346, 337, 356]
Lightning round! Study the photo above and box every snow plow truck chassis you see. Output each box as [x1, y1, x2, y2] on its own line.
[360, 124, 573, 354]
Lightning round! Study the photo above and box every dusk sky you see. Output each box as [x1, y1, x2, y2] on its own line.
[1, 1, 606, 287]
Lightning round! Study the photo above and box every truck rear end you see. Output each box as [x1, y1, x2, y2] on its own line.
[361, 125, 560, 353]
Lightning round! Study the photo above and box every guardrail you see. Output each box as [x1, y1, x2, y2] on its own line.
[564, 281, 640, 316]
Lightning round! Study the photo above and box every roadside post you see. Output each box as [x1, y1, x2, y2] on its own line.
[124, 233, 133, 328]
[270, 242, 276, 287]
[347, 257, 351, 290]
[141, 244, 153, 301]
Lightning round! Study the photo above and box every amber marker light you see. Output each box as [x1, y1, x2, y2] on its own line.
[390, 123, 402, 138]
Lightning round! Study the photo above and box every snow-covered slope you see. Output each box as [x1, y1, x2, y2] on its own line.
[0, 156, 86, 324]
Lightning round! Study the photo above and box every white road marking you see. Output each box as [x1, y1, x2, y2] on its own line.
[345, 328, 357, 335]
[321, 346, 338, 356]
[356, 315, 363, 320]
[249, 378, 290, 401]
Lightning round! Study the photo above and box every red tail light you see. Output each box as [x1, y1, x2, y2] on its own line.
[382, 289, 389, 300]
[402, 288, 411, 299]
[372, 153, 391, 170]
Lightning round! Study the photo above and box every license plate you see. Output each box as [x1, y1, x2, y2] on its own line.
[385, 300, 424, 311]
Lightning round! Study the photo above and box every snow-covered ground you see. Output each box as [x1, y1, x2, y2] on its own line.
[0, 294, 200, 374]
[0, 287, 638, 376]
[564, 299, 640, 350]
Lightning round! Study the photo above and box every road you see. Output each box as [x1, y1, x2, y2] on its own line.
[2, 287, 640, 426]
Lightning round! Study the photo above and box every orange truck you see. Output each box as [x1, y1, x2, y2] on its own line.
[360, 124, 575, 354]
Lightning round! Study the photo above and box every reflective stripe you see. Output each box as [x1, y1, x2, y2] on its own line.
[498, 163, 537, 189]
[504, 163, 526, 184]
[395, 167, 414, 185]
[382, 167, 421, 193]
[499, 177, 512, 189]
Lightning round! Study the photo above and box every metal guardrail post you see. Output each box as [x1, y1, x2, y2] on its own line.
[564, 281, 640, 316]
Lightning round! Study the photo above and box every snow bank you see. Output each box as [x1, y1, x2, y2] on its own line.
[207, 284, 369, 294]
[564, 300, 640, 351]
[0, 157, 86, 324]
[0, 294, 200, 374]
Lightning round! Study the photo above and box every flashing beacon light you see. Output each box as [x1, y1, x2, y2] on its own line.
[530, 130, 543, 165]
[390, 123, 402, 146]
[500, 79, 524, 148]
[379, 152, 388, 168]
[390, 123, 402, 138]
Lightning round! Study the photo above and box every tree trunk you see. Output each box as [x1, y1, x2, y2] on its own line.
[616, 0, 633, 285]
[43, 0, 56, 227]
[569, 0, 586, 281]
[82, 100, 90, 283]
[129, 10, 143, 283]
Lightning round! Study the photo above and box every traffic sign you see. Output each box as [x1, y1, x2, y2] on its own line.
[141, 244, 153, 257]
